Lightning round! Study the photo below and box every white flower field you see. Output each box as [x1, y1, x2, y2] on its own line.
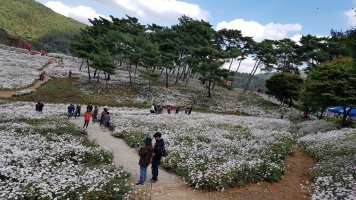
[0, 45, 49, 89]
[0, 102, 130, 199]
[110, 108, 294, 190]
[0, 45, 355, 199]
[298, 126, 356, 200]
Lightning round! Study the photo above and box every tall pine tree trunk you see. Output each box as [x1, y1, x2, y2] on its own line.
[342, 106, 353, 125]
[171, 67, 176, 75]
[86, 59, 91, 83]
[228, 58, 234, 71]
[184, 70, 191, 87]
[235, 59, 242, 75]
[165, 67, 169, 88]
[243, 60, 260, 93]
[160, 68, 164, 78]
[175, 66, 181, 85]
[128, 63, 132, 86]
[105, 76, 108, 90]
[97, 70, 100, 83]
[79, 59, 84, 71]
[179, 65, 187, 80]
[182, 64, 190, 81]
[208, 79, 212, 98]
[134, 63, 138, 82]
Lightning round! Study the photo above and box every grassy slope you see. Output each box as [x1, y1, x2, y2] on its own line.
[11, 78, 150, 108]
[0, 0, 86, 52]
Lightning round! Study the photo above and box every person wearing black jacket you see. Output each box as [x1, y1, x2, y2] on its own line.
[151, 132, 164, 183]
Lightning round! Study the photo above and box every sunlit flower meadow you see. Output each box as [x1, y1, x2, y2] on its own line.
[110, 108, 293, 190]
[0, 102, 130, 199]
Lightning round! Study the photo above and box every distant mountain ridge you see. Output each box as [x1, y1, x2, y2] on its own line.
[0, 0, 86, 53]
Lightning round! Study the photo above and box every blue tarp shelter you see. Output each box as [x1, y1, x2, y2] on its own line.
[328, 106, 356, 117]
[328, 106, 345, 113]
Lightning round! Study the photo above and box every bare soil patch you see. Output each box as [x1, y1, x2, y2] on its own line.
[207, 145, 316, 200]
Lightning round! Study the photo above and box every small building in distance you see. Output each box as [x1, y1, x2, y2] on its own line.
[224, 77, 235, 86]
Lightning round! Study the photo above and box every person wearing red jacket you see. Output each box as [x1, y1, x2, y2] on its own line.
[83, 109, 92, 128]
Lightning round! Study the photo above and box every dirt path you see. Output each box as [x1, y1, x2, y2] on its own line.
[208, 145, 316, 200]
[71, 118, 208, 200]
[0, 65, 51, 98]
[71, 118, 316, 200]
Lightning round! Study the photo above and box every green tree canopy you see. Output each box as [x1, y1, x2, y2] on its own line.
[301, 57, 356, 122]
[266, 72, 303, 103]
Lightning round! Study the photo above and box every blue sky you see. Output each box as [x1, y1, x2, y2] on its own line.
[35, 0, 356, 72]
[36, 0, 356, 36]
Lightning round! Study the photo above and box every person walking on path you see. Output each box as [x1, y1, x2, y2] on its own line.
[102, 112, 111, 130]
[99, 108, 107, 127]
[67, 104, 75, 119]
[175, 106, 180, 114]
[74, 105, 81, 119]
[150, 104, 156, 115]
[188, 106, 193, 115]
[136, 136, 153, 185]
[83, 109, 92, 128]
[35, 102, 41, 112]
[86, 104, 93, 112]
[167, 105, 173, 114]
[185, 106, 189, 114]
[35, 101, 44, 113]
[92, 106, 98, 123]
[151, 132, 165, 183]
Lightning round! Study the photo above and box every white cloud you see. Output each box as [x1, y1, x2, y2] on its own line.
[92, 0, 209, 21]
[344, 9, 356, 26]
[290, 34, 302, 43]
[216, 19, 302, 42]
[44, 1, 107, 24]
[222, 57, 261, 74]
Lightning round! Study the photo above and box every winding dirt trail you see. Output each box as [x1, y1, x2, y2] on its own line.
[71, 118, 207, 200]
[71, 118, 316, 200]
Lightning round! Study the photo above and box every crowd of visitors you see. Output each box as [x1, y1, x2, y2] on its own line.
[67, 103, 111, 130]
[150, 104, 192, 115]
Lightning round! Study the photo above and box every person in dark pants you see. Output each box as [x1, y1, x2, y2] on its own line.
[83, 109, 91, 128]
[92, 106, 98, 123]
[151, 132, 165, 183]
[188, 106, 193, 115]
[86, 104, 93, 112]
[67, 103, 75, 119]
[36, 101, 44, 113]
[74, 105, 81, 119]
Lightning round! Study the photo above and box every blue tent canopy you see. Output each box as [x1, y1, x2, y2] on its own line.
[341, 108, 356, 117]
[328, 106, 345, 113]
[349, 109, 356, 117]
[328, 106, 356, 117]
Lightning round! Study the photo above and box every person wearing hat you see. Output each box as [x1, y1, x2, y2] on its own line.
[151, 132, 165, 183]
[136, 136, 153, 185]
